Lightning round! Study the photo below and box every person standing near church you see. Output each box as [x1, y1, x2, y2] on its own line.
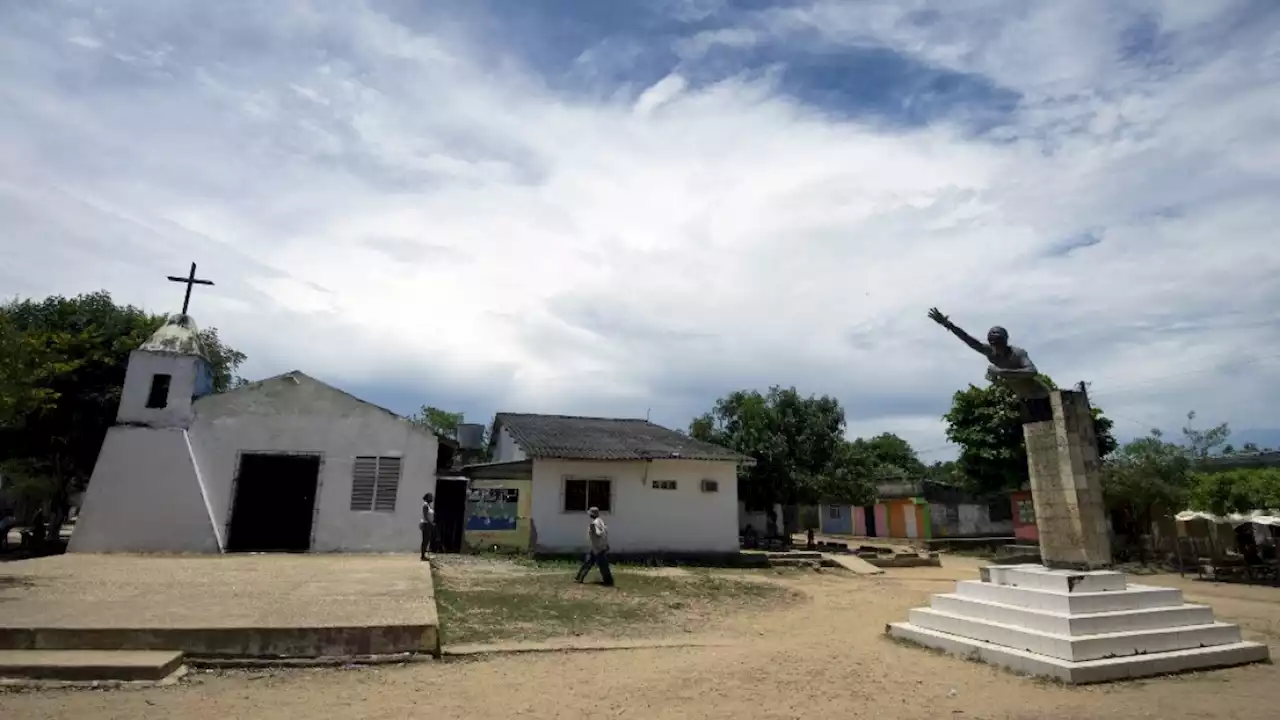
[420, 493, 436, 560]
[574, 507, 614, 586]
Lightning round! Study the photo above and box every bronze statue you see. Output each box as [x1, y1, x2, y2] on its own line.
[927, 308, 1051, 402]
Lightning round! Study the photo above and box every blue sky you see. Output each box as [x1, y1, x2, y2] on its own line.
[2, 0, 1279, 457]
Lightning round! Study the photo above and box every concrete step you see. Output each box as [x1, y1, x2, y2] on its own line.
[930, 594, 1216, 636]
[908, 608, 1242, 662]
[955, 579, 1184, 614]
[0, 650, 184, 682]
[982, 565, 1127, 593]
[887, 622, 1270, 685]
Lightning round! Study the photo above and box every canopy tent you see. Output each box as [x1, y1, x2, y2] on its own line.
[1175, 510, 1280, 527]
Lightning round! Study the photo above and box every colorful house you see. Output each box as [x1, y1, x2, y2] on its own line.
[818, 498, 933, 540]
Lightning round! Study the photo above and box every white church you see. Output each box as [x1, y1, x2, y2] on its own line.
[70, 311, 448, 554]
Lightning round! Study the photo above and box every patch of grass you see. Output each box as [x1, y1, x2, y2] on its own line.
[432, 557, 797, 646]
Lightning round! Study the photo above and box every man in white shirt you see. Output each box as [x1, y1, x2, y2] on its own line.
[420, 493, 436, 561]
[574, 506, 614, 586]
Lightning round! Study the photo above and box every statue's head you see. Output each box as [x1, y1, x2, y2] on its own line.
[987, 326, 1009, 350]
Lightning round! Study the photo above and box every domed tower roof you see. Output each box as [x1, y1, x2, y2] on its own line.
[140, 313, 208, 358]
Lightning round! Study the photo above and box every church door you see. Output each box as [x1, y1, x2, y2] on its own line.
[227, 453, 321, 552]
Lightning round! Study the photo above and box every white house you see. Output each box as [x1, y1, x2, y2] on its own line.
[463, 413, 751, 555]
[70, 313, 445, 554]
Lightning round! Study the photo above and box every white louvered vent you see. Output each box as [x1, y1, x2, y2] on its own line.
[350, 456, 401, 512]
[374, 456, 401, 512]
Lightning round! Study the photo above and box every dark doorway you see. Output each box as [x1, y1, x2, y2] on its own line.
[434, 478, 468, 553]
[863, 505, 877, 538]
[227, 453, 321, 553]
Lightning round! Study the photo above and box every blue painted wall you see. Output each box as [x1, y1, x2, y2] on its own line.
[821, 505, 852, 534]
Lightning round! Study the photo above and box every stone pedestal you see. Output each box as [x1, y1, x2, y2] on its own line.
[1023, 390, 1111, 570]
[887, 565, 1269, 684]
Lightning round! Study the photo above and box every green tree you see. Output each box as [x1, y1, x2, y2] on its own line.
[943, 379, 1118, 495]
[690, 386, 869, 511]
[1181, 411, 1231, 461]
[408, 405, 465, 439]
[848, 432, 926, 482]
[1103, 430, 1194, 560]
[0, 291, 246, 534]
[1188, 468, 1280, 515]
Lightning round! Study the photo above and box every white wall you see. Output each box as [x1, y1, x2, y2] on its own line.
[530, 458, 739, 553]
[116, 351, 205, 428]
[70, 426, 221, 553]
[493, 425, 527, 463]
[190, 374, 439, 552]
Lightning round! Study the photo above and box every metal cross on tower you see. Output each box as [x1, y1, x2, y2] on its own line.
[167, 262, 215, 316]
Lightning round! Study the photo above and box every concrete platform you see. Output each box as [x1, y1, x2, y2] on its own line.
[0, 554, 439, 659]
[887, 564, 1271, 684]
[0, 650, 183, 682]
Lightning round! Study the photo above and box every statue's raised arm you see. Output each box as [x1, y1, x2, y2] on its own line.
[927, 308, 989, 356]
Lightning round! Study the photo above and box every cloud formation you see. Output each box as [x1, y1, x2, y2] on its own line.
[2, 0, 1278, 457]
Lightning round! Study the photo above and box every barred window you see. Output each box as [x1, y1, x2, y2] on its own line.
[563, 478, 612, 512]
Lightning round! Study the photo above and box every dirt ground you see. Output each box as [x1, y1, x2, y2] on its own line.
[3, 555, 1278, 720]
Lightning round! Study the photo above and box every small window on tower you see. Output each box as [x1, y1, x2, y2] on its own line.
[146, 374, 172, 409]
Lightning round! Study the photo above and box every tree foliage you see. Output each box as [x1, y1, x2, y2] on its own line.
[1188, 468, 1280, 516]
[1102, 429, 1194, 517]
[689, 386, 874, 509]
[1180, 411, 1231, 460]
[848, 433, 926, 482]
[408, 405, 465, 439]
[943, 379, 1117, 495]
[0, 292, 246, 523]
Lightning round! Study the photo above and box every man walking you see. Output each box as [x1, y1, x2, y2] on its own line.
[574, 507, 614, 586]
[420, 493, 436, 561]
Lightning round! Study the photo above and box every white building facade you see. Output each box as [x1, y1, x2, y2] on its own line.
[478, 413, 748, 555]
[70, 315, 442, 554]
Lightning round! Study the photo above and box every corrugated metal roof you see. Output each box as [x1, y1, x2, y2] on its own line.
[495, 413, 751, 463]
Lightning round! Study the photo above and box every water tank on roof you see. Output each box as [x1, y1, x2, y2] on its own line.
[456, 423, 485, 449]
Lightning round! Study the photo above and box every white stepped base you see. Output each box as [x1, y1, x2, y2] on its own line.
[888, 564, 1271, 683]
[888, 623, 1271, 685]
[955, 579, 1184, 614]
[932, 594, 1216, 636]
[909, 608, 1241, 661]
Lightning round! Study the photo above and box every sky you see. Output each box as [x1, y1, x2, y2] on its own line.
[2, 0, 1278, 459]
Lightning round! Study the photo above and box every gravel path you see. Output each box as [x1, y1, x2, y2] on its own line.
[4, 556, 1278, 719]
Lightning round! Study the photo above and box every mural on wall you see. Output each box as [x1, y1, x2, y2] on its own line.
[466, 487, 520, 531]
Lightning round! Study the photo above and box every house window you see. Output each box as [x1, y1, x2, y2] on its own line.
[989, 498, 1013, 522]
[1017, 499, 1036, 524]
[146, 374, 172, 409]
[563, 477, 612, 513]
[350, 456, 402, 512]
[653, 480, 677, 490]
[701, 479, 719, 493]
[828, 505, 842, 519]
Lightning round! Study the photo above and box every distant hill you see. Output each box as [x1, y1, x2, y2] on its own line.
[1226, 428, 1280, 451]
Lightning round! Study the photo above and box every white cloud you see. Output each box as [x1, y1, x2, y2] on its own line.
[1, 0, 1278, 458]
